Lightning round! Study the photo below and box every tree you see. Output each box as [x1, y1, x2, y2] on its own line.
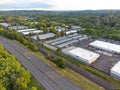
[0, 44, 35, 90]
[31, 87, 37, 90]
[56, 58, 66, 69]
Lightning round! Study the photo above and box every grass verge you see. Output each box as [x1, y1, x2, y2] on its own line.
[44, 45, 120, 87]
[33, 51, 105, 90]
[14, 40, 105, 90]
[28, 77, 43, 90]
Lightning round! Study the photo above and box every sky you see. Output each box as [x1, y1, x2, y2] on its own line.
[0, 0, 120, 10]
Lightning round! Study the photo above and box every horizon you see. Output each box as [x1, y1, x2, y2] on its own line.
[0, 0, 120, 10]
[1, 9, 120, 12]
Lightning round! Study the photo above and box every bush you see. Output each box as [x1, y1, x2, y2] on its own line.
[46, 54, 65, 69]
[55, 58, 66, 69]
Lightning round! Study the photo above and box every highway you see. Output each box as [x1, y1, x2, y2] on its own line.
[0, 36, 81, 90]
[39, 43, 118, 90]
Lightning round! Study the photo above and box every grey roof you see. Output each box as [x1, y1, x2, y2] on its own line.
[71, 25, 82, 30]
[57, 40, 78, 48]
[51, 38, 73, 46]
[45, 36, 67, 44]
[67, 33, 78, 37]
[79, 36, 89, 41]
[31, 33, 55, 40]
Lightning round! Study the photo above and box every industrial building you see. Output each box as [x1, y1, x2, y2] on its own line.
[31, 33, 55, 40]
[17, 28, 37, 32]
[55, 26, 66, 32]
[44, 33, 90, 50]
[45, 36, 67, 44]
[0, 23, 10, 27]
[79, 35, 89, 41]
[43, 43, 57, 50]
[57, 40, 78, 48]
[66, 30, 78, 35]
[51, 38, 73, 46]
[71, 25, 82, 30]
[9, 26, 28, 30]
[110, 61, 120, 80]
[89, 40, 120, 54]
[62, 46, 100, 64]
[21, 30, 43, 35]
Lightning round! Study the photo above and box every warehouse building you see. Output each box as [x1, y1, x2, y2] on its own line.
[45, 33, 78, 44]
[44, 33, 90, 50]
[31, 33, 55, 40]
[66, 30, 78, 35]
[17, 28, 37, 33]
[79, 35, 89, 41]
[45, 36, 67, 44]
[57, 40, 78, 48]
[55, 26, 66, 32]
[71, 25, 82, 30]
[43, 43, 57, 50]
[110, 61, 120, 80]
[9, 26, 28, 30]
[0, 23, 10, 27]
[21, 30, 43, 35]
[51, 38, 73, 46]
[62, 46, 100, 64]
[89, 40, 120, 54]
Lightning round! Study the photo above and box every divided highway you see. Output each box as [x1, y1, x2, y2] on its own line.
[0, 36, 81, 90]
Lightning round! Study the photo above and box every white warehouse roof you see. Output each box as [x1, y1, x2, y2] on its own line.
[66, 30, 78, 35]
[110, 61, 120, 80]
[17, 28, 37, 32]
[89, 40, 120, 54]
[0, 23, 10, 27]
[21, 30, 43, 35]
[62, 46, 100, 64]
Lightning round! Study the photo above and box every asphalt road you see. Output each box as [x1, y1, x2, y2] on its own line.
[0, 36, 81, 90]
[39, 44, 119, 90]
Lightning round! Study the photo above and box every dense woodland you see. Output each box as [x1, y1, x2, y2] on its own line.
[0, 44, 32, 90]
[1, 10, 120, 39]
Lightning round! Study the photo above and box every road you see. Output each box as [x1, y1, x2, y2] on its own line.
[0, 36, 81, 90]
[39, 44, 118, 90]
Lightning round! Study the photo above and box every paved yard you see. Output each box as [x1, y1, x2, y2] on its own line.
[74, 39, 120, 74]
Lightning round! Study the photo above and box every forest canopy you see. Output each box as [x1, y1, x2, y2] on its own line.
[0, 44, 31, 90]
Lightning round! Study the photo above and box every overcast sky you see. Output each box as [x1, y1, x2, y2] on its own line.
[0, 0, 120, 10]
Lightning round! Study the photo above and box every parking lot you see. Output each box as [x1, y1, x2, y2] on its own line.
[75, 39, 120, 74]
[44, 33, 120, 74]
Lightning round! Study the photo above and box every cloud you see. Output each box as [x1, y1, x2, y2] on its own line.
[0, 0, 54, 9]
[0, 0, 120, 10]
[52, 0, 120, 10]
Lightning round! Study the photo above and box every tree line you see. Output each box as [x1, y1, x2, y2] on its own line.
[0, 27, 38, 51]
[0, 44, 35, 90]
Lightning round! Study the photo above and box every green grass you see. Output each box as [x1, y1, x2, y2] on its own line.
[13, 40, 105, 90]
[28, 77, 43, 90]
[42, 45, 120, 87]
[33, 51, 105, 90]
